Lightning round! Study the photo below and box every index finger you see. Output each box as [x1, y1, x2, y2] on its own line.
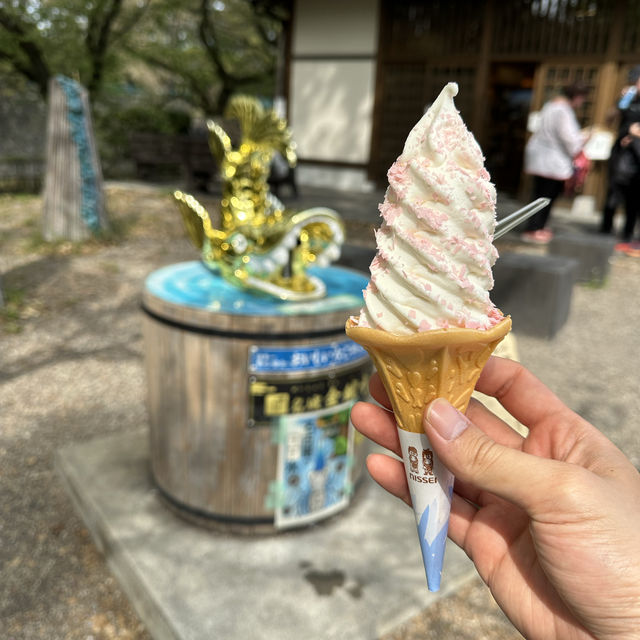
[475, 356, 571, 429]
[369, 372, 392, 410]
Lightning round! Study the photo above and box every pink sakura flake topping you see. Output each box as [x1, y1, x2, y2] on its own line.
[435, 189, 451, 206]
[418, 319, 432, 332]
[452, 264, 475, 293]
[465, 208, 485, 233]
[379, 201, 402, 223]
[488, 306, 504, 325]
[387, 162, 410, 198]
[408, 309, 417, 320]
[411, 162, 453, 206]
[464, 318, 484, 330]
[455, 147, 483, 171]
[409, 202, 447, 230]
[437, 318, 450, 329]
[459, 278, 475, 295]
[453, 308, 467, 324]
[403, 234, 447, 273]
[376, 225, 393, 239]
[377, 312, 384, 318]
[446, 236, 491, 274]
[447, 236, 463, 255]
[476, 180, 496, 208]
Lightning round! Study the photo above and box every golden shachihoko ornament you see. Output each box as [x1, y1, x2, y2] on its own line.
[174, 96, 344, 301]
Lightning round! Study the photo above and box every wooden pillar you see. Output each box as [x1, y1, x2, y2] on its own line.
[42, 76, 106, 241]
[595, 1, 626, 126]
[584, 1, 626, 207]
[473, 0, 494, 147]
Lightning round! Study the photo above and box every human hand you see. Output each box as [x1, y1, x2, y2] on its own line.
[351, 357, 640, 640]
[629, 122, 640, 138]
[620, 85, 633, 98]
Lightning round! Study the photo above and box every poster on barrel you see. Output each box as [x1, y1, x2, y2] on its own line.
[248, 340, 371, 528]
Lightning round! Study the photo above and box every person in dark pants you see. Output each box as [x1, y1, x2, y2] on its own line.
[525, 175, 565, 235]
[600, 66, 640, 246]
[522, 82, 589, 244]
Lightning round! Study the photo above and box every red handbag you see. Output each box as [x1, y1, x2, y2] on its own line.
[565, 150, 591, 196]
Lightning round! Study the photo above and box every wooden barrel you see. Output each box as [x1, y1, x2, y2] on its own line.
[142, 261, 372, 533]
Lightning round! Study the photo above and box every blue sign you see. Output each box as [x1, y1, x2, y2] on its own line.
[249, 340, 368, 374]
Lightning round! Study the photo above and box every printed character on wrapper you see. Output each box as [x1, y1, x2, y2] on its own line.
[346, 83, 511, 591]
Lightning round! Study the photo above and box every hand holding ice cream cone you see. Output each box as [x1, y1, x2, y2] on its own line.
[352, 357, 640, 640]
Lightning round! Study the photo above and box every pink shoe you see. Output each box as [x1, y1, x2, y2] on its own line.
[521, 229, 553, 245]
[623, 241, 640, 257]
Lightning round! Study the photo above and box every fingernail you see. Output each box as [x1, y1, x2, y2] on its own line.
[425, 399, 469, 441]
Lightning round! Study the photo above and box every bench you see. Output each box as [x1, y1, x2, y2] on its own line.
[128, 132, 185, 181]
[128, 131, 298, 196]
[492, 252, 579, 339]
[548, 232, 616, 285]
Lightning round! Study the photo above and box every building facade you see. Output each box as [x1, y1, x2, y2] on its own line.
[288, 0, 640, 202]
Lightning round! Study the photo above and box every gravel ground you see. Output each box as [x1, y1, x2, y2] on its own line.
[2, 182, 638, 639]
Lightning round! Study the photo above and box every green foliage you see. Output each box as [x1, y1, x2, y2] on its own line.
[0, 0, 150, 97]
[124, 0, 286, 114]
[0, 0, 291, 177]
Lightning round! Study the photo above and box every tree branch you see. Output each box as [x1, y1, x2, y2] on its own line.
[85, 0, 125, 96]
[0, 8, 51, 97]
[109, 0, 152, 44]
[125, 45, 218, 114]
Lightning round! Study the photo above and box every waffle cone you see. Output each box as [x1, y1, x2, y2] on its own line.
[346, 317, 512, 431]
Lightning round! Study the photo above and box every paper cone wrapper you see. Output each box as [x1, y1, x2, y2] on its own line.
[346, 316, 511, 590]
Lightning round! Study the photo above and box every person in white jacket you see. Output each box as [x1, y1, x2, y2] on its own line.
[522, 82, 589, 243]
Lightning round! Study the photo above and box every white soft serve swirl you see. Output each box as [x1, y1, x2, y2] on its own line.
[356, 82, 503, 334]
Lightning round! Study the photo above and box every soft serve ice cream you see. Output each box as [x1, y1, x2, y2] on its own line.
[355, 82, 504, 334]
[346, 82, 511, 592]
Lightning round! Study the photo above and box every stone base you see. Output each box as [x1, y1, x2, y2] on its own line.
[56, 431, 476, 640]
[493, 252, 579, 339]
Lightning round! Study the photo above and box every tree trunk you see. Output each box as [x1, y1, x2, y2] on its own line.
[42, 76, 107, 241]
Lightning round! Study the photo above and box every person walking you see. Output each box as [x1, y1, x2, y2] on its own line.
[600, 65, 640, 247]
[522, 82, 589, 244]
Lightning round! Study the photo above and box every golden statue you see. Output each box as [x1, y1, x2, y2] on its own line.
[174, 96, 344, 301]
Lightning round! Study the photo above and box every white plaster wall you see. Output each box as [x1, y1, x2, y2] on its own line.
[290, 60, 376, 164]
[290, 0, 379, 190]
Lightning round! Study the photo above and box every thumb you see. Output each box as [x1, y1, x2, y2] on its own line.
[424, 398, 562, 513]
